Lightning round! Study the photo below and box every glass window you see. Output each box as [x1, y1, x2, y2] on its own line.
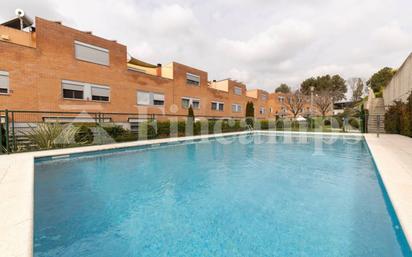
[137, 91, 164, 106]
[186, 73, 200, 86]
[234, 86, 242, 95]
[153, 93, 165, 106]
[74, 41, 109, 66]
[91, 86, 110, 102]
[211, 102, 224, 111]
[232, 104, 241, 112]
[182, 97, 200, 109]
[192, 99, 200, 109]
[62, 81, 84, 100]
[0, 71, 9, 94]
[137, 91, 151, 105]
[260, 107, 266, 114]
[261, 94, 267, 101]
[181, 98, 190, 108]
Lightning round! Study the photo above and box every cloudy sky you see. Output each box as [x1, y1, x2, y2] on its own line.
[1, 0, 412, 93]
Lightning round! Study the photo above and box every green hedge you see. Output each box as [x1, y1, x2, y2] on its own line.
[384, 92, 412, 137]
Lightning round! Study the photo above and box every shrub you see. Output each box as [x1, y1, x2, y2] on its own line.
[22, 123, 78, 149]
[138, 121, 157, 139]
[384, 92, 412, 137]
[349, 118, 359, 129]
[75, 125, 94, 144]
[384, 101, 403, 134]
[103, 125, 127, 138]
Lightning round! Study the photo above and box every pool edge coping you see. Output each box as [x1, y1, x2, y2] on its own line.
[364, 134, 412, 250]
[1, 131, 411, 256]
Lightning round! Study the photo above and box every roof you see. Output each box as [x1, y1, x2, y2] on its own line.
[128, 57, 158, 68]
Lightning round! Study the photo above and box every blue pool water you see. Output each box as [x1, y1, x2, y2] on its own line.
[34, 134, 411, 256]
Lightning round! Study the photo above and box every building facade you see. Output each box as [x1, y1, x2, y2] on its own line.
[0, 16, 313, 127]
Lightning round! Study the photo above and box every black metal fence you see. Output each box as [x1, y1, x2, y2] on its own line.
[0, 109, 371, 154]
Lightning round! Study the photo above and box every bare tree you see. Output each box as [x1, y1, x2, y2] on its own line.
[314, 91, 333, 117]
[285, 90, 306, 118]
[347, 77, 365, 103]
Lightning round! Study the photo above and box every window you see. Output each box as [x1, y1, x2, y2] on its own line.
[153, 93, 165, 106]
[62, 81, 84, 100]
[181, 97, 200, 109]
[234, 86, 242, 95]
[269, 107, 273, 113]
[137, 91, 165, 106]
[186, 73, 200, 86]
[91, 86, 110, 101]
[261, 94, 268, 101]
[232, 103, 242, 112]
[260, 107, 266, 114]
[0, 71, 9, 94]
[211, 101, 224, 111]
[62, 80, 110, 101]
[278, 96, 285, 103]
[74, 41, 109, 66]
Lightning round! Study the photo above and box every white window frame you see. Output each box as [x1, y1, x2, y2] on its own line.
[137, 91, 165, 106]
[0, 71, 10, 95]
[259, 107, 266, 114]
[186, 73, 200, 86]
[211, 101, 224, 111]
[232, 103, 242, 113]
[74, 40, 110, 66]
[62, 80, 110, 102]
[234, 86, 242, 95]
[181, 97, 200, 109]
[91, 86, 110, 101]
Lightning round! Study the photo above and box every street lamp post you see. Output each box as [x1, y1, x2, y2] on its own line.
[310, 86, 314, 116]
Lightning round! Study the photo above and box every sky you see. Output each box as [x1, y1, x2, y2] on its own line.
[1, 0, 412, 94]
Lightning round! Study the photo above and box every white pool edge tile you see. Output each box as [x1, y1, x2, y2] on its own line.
[364, 134, 412, 250]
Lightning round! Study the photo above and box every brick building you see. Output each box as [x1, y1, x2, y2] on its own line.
[0, 16, 318, 127]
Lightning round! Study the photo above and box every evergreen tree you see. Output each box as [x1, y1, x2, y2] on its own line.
[245, 101, 254, 128]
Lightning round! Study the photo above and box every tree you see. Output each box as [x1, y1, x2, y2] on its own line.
[366, 67, 395, 94]
[347, 77, 365, 103]
[275, 83, 291, 93]
[187, 105, 195, 136]
[188, 105, 195, 119]
[285, 90, 306, 118]
[314, 91, 333, 117]
[300, 74, 347, 102]
[245, 101, 254, 127]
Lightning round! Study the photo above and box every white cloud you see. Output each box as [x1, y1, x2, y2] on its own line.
[218, 19, 314, 64]
[1, 0, 412, 91]
[371, 22, 412, 52]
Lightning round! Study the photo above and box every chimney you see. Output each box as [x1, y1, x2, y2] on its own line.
[156, 63, 162, 77]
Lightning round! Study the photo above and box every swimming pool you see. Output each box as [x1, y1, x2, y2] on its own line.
[34, 134, 411, 256]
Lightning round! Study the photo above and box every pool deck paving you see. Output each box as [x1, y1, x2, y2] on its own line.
[0, 131, 411, 256]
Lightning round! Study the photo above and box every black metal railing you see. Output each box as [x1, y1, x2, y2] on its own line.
[0, 109, 364, 154]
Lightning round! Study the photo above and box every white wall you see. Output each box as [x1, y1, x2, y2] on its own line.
[383, 53, 412, 105]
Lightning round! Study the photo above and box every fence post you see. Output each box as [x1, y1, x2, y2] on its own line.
[377, 115, 380, 138]
[5, 109, 9, 153]
[11, 111, 16, 152]
[0, 111, 3, 154]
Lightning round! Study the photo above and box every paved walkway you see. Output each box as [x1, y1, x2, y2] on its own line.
[365, 134, 412, 249]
